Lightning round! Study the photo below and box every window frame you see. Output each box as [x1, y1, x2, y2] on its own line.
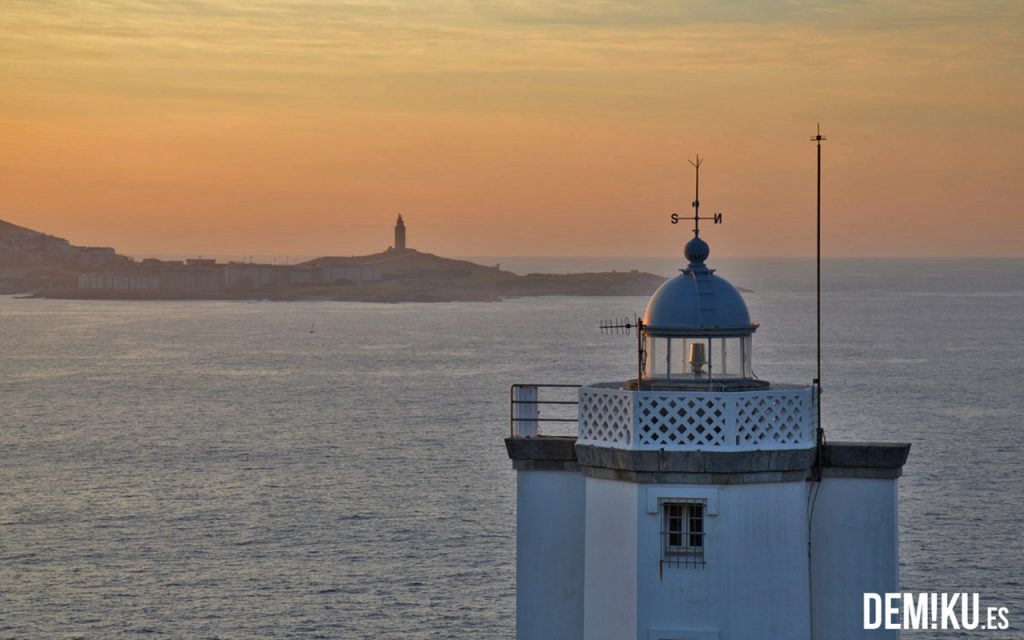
[661, 498, 707, 569]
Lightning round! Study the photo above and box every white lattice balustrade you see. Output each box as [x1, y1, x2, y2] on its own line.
[577, 384, 817, 451]
[578, 387, 633, 446]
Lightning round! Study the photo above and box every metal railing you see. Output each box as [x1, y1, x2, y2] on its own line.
[509, 384, 581, 437]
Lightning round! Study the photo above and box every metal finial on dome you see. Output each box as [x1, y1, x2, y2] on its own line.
[670, 155, 723, 267]
[684, 235, 710, 265]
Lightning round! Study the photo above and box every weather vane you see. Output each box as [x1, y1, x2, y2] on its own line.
[670, 155, 723, 236]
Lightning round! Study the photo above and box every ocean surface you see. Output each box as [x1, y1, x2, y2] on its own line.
[1, 257, 1021, 639]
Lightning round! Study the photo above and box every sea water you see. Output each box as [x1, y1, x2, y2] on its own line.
[1, 258, 1021, 638]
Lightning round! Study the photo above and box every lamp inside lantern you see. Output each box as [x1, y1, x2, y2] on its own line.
[688, 342, 707, 375]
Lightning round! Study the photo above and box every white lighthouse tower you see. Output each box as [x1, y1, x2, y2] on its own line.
[506, 162, 909, 640]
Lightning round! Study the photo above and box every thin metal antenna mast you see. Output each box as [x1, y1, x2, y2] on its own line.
[808, 125, 828, 640]
[811, 124, 827, 461]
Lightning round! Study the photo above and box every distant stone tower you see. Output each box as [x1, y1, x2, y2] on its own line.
[394, 214, 406, 251]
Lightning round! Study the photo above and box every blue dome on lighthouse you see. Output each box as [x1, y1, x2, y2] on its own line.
[642, 237, 756, 337]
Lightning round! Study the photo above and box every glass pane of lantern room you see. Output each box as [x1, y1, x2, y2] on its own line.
[741, 336, 753, 378]
[647, 336, 670, 378]
[720, 337, 745, 379]
[678, 337, 690, 377]
[715, 338, 727, 377]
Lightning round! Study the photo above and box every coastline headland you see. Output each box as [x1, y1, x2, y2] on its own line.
[0, 217, 667, 302]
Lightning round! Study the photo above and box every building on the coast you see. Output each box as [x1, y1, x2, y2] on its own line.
[78, 273, 159, 291]
[224, 263, 291, 290]
[506, 210, 909, 639]
[320, 264, 381, 283]
[394, 214, 406, 251]
[141, 258, 182, 266]
[76, 247, 118, 267]
[79, 259, 225, 293]
[79, 257, 384, 292]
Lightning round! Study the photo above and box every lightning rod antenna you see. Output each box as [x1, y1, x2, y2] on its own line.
[811, 123, 827, 468]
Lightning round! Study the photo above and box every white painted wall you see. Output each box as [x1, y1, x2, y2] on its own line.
[719, 483, 811, 640]
[521, 469, 899, 640]
[583, 477, 639, 640]
[810, 478, 900, 640]
[516, 469, 585, 640]
[635, 482, 811, 640]
[635, 486, 725, 640]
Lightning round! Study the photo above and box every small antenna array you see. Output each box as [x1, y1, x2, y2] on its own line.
[599, 317, 636, 336]
[598, 316, 646, 384]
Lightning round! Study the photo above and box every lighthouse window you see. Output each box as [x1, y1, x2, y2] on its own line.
[662, 500, 705, 568]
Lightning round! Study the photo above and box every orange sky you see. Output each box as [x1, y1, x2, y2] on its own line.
[1, 1, 1021, 258]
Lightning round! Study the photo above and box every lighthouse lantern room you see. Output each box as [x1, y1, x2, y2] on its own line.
[505, 157, 910, 640]
[639, 233, 759, 389]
